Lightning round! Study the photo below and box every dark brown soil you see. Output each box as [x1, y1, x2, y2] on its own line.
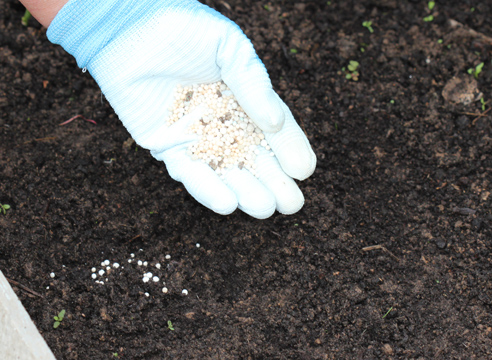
[2, 0, 492, 359]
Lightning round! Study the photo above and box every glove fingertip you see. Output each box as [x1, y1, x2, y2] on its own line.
[207, 194, 238, 215]
[277, 189, 305, 215]
[282, 146, 317, 181]
[238, 88, 285, 133]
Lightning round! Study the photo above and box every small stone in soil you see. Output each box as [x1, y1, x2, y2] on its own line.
[435, 238, 447, 249]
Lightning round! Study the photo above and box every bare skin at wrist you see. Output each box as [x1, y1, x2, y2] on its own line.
[18, 0, 69, 28]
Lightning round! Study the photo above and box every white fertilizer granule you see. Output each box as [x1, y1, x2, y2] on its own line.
[88, 251, 188, 296]
[168, 81, 274, 177]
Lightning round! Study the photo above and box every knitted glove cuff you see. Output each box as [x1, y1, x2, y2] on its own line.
[46, 0, 180, 69]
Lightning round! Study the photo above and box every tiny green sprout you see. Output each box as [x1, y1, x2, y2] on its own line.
[167, 320, 175, 331]
[263, 4, 270, 11]
[347, 60, 359, 72]
[344, 60, 360, 81]
[428, 1, 435, 10]
[362, 21, 374, 33]
[470, 7, 475, 12]
[53, 309, 66, 329]
[436, 280, 440, 284]
[481, 98, 486, 111]
[423, 15, 434, 22]
[326, 1, 332, 5]
[112, 353, 119, 358]
[447, 44, 452, 49]
[390, 99, 395, 104]
[468, 62, 484, 79]
[382, 306, 393, 319]
[475, 62, 484, 77]
[0, 203, 10, 215]
[437, 39, 443, 44]
[21, 9, 32, 26]
[290, 48, 298, 54]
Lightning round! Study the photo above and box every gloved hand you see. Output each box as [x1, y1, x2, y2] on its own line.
[47, 0, 316, 219]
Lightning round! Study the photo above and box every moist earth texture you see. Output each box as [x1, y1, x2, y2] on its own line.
[1, 0, 492, 359]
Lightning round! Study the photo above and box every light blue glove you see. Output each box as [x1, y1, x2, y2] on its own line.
[48, 0, 316, 219]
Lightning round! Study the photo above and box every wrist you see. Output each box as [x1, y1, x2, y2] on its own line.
[19, 0, 69, 28]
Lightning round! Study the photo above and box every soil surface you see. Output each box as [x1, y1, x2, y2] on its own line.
[1, 0, 492, 359]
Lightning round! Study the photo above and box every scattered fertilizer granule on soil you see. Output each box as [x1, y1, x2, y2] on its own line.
[89, 251, 190, 297]
[168, 81, 274, 177]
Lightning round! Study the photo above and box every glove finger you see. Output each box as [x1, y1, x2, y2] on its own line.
[159, 146, 238, 215]
[221, 168, 276, 219]
[265, 101, 317, 181]
[217, 25, 285, 133]
[146, 105, 204, 154]
[255, 148, 305, 215]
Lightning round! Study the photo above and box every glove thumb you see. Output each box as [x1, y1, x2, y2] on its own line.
[217, 23, 284, 133]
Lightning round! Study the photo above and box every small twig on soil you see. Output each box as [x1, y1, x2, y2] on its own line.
[459, 111, 481, 116]
[59, 114, 97, 126]
[472, 107, 491, 125]
[362, 244, 400, 261]
[6, 277, 44, 298]
[452, 207, 477, 215]
[219, 1, 231, 11]
[20, 136, 57, 146]
[41, 199, 50, 217]
[124, 234, 142, 245]
[459, 107, 492, 124]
